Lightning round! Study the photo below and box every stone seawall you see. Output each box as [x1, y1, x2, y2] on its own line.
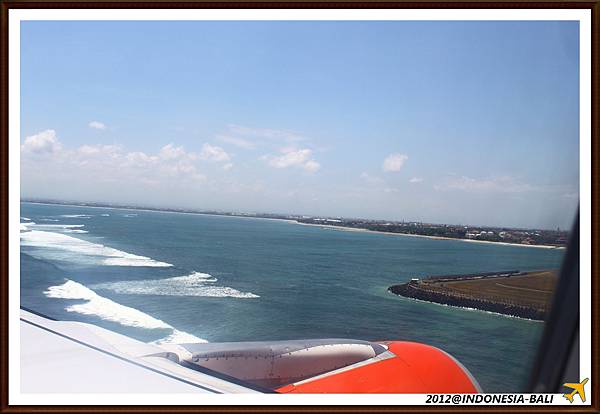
[388, 282, 547, 321]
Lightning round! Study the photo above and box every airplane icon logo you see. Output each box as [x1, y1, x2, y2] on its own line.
[563, 378, 588, 403]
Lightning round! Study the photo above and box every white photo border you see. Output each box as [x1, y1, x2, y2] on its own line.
[8, 7, 592, 406]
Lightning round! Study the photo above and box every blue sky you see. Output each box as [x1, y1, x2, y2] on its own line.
[20, 21, 579, 229]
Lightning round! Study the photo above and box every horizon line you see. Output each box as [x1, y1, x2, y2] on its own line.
[19, 197, 572, 233]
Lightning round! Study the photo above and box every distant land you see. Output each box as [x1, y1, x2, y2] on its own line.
[21, 198, 569, 248]
[388, 270, 558, 321]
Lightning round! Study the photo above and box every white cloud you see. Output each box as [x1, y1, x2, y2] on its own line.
[21, 132, 207, 189]
[360, 172, 384, 185]
[263, 148, 320, 173]
[126, 151, 159, 165]
[431, 175, 579, 202]
[159, 143, 188, 160]
[200, 143, 231, 162]
[78, 145, 102, 156]
[88, 121, 107, 130]
[217, 135, 255, 149]
[303, 160, 321, 173]
[228, 124, 305, 143]
[216, 125, 312, 156]
[21, 129, 62, 154]
[435, 175, 535, 193]
[409, 177, 424, 184]
[223, 163, 234, 171]
[268, 148, 311, 168]
[382, 153, 408, 172]
[77, 144, 121, 159]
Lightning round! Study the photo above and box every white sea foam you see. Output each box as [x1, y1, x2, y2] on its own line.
[20, 222, 88, 234]
[21, 217, 31, 221]
[61, 214, 92, 218]
[397, 295, 543, 322]
[44, 280, 208, 343]
[40, 218, 60, 222]
[20, 230, 172, 267]
[100, 214, 110, 217]
[45, 280, 171, 329]
[31, 224, 85, 229]
[151, 330, 207, 345]
[31, 224, 89, 234]
[92, 271, 259, 299]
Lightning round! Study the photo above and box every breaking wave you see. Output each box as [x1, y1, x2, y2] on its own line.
[92, 271, 259, 299]
[37, 224, 85, 228]
[44, 280, 206, 343]
[398, 295, 543, 322]
[45, 280, 170, 329]
[20, 229, 172, 267]
[151, 330, 208, 345]
[60, 214, 92, 218]
[21, 217, 31, 221]
[26, 223, 89, 234]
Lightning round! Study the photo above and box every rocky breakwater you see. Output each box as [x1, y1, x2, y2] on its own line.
[388, 271, 557, 321]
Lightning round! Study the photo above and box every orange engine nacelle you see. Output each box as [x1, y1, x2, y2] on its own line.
[276, 341, 481, 394]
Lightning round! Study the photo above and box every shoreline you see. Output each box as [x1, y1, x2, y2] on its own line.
[388, 283, 548, 321]
[395, 294, 543, 323]
[20, 201, 299, 224]
[294, 222, 565, 249]
[22, 200, 564, 249]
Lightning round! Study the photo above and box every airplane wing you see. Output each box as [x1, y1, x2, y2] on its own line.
[20, 309, 261, 393]
[20, 308, 481, 394]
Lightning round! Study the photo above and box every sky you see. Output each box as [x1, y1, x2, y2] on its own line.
[20, 21, 580, 229]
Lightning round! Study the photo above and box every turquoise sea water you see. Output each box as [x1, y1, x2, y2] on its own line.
[19, 202, 565, 392]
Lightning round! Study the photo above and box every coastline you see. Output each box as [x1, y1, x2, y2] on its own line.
[22, 200, 564, 249]
[20, 201, 299, 224]
[395, 294, 544, 323]
[293, 221, 565, 249]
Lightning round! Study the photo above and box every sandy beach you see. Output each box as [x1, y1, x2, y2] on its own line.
[293, 221, 565, 249]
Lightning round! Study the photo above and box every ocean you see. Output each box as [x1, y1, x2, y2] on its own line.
[19, 201, 565, 392]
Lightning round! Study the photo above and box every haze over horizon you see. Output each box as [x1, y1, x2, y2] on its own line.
[20, 21, 580, 229]
[20, 198, 571, 232]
